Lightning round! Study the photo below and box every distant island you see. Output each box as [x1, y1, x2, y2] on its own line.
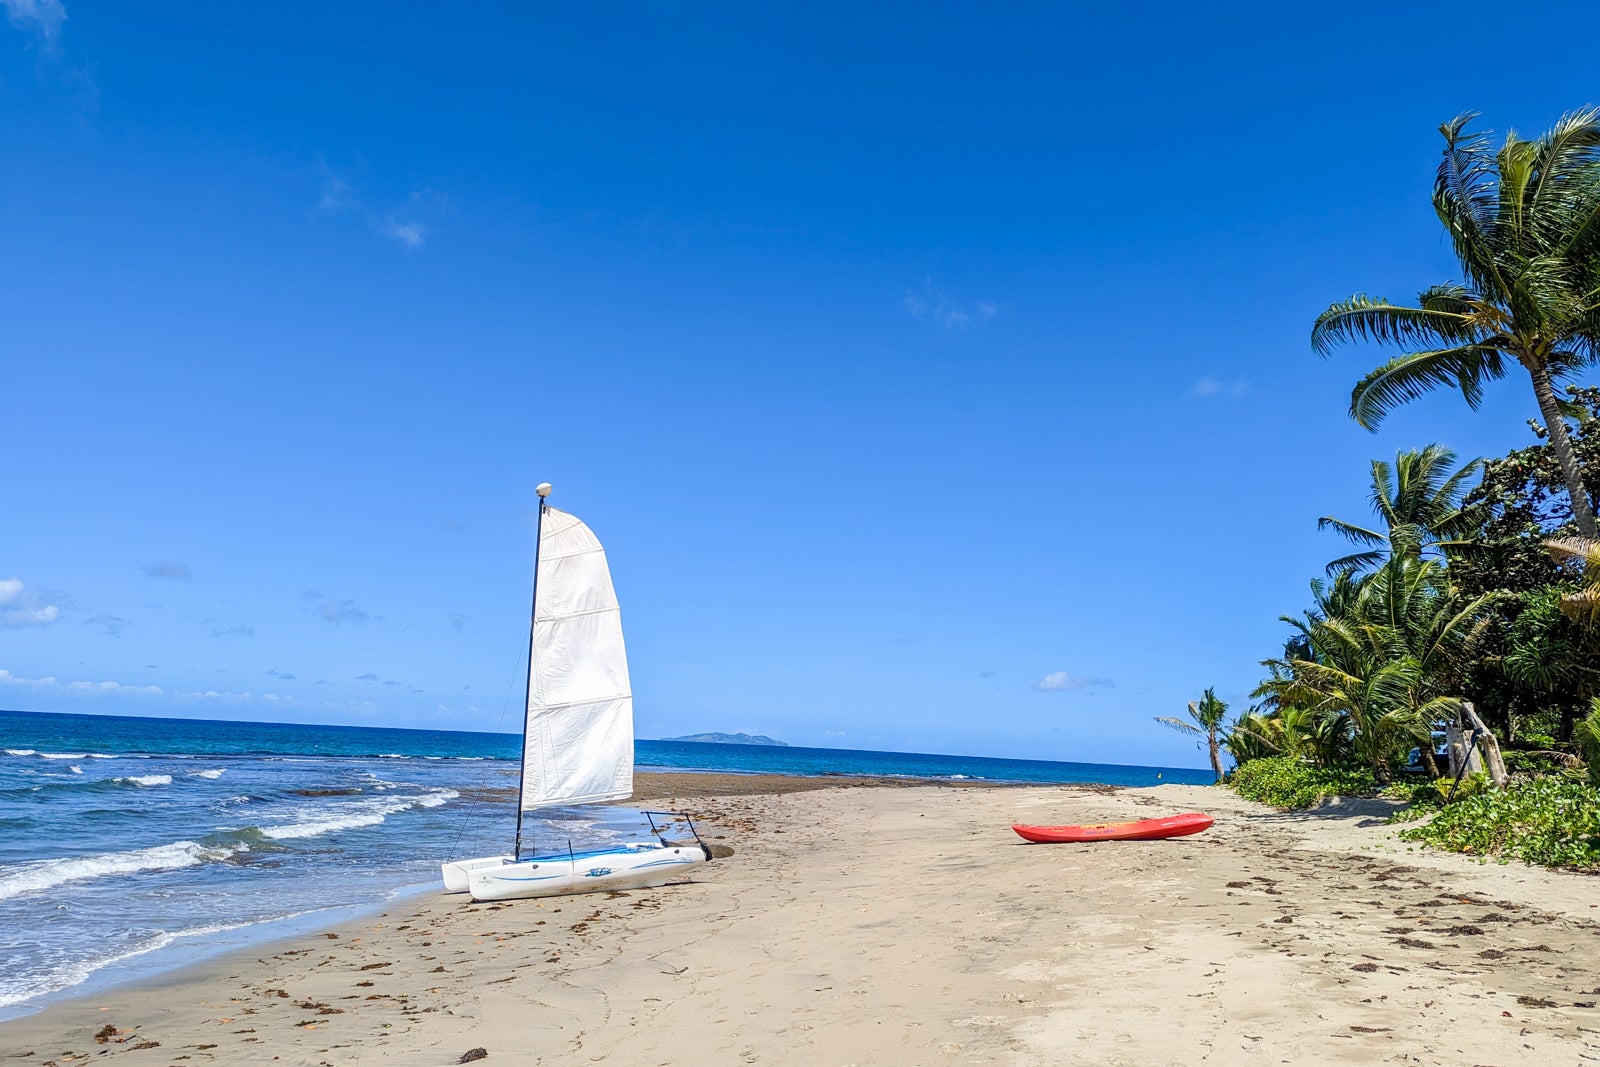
[662, 732, 788, 747]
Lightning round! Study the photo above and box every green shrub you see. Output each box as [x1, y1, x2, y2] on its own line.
[1228, 756, 1378, 810]
[1502, 749, 1575, 776]
[1432, 772, 1489, 803]
[1398, 777, 1600, 869]
[1382, 778, 1442, 805]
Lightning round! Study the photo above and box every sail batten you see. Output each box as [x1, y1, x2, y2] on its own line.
[520, 505, 634, 812]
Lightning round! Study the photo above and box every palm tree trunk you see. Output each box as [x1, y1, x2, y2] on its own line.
[1419, 744, 1440, 778]
[1207, 731, 1223, 783]
[1528, 363, 1599, 538]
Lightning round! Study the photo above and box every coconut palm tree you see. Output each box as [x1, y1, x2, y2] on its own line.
[1546, 534, 1600, 621]
[1262, 623, 1431, 783]
[1319, 445, 1485, 574]
[1156, 688, 1231, 783]
[1313, 110, 1600, 537]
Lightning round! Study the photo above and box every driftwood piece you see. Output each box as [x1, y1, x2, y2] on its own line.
[1461, 702, 1509, 789]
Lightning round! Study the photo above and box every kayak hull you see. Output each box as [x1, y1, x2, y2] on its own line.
[1012, 812, 1213, 843]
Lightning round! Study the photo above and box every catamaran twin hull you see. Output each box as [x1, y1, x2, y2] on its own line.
[447, 843, 709, 901]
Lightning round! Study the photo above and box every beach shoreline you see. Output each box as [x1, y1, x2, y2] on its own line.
[4, 778, 1598, 1065]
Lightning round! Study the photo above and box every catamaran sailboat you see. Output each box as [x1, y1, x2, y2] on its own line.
[441, 483, 712, 901]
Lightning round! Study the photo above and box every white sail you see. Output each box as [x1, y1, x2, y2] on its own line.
[520, 506, 634, 809]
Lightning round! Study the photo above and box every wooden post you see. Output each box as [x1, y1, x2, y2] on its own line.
[1461, 702, 1509, 789]
[1445, 719, 1480, 778]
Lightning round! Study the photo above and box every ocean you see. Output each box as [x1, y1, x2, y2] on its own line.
[0, 708, 1211, 1017]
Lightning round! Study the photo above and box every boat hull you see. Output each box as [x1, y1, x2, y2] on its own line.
[441, 855, 513, 894]
[467, 843, 708, 901]
[1012, 812, 1213, 843]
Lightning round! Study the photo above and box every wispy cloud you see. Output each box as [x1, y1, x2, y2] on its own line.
[904, 277, 998, 331]
[206, 618, 256, 638]
[316, 165, 441, 251]
[353, 671, 417, 692]
[1034, 671, 1114, 693]
[143, 561, 192, 580]
[378, 216, 427, 250]
[1191, 375, 1249, 399]
[298, 590, 375, 626]
[447, 612, 467, 632]
[2, 0, 67, 46]
[266, 668, 297, 680]
[0, 577, 66, 628]
[83, 613, 129, 636]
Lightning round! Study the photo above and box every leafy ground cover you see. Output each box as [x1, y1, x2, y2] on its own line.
[1227, 756, 1378, 810]
[1398, 777, 1600, 869]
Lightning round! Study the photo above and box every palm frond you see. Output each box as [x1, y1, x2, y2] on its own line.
[1312, 296, 1477, 356]
[1315, 515, 1385, 547]
[1434, 113, 1510, 296]
[1153, 716, 1202, 737]
[1349, 345, 1510, 429]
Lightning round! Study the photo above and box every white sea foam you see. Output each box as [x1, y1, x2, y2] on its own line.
[258, 789, 458, 841]
[0, 840, 245, 901]
[113, 775, 173, 788]
[3, 749, 37, 757]
[68, 766, 82, 775]
[192, 769, 225, 780]
[0, 916, 268, 1009]
[38, 752, 86, 760]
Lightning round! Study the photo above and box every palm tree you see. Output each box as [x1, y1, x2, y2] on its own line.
[1223, 707, 1282, 766]
[1577, 699, 1600, 785]
[1312, 110, 1600, 538]
[1156, 688, 1230, 783]
[1546, 534, 1600, 621]
[1319, 445, 1484, 574]
[1261, 621, 1432, 783]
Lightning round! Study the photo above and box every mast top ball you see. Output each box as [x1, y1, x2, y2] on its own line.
[536, 483, 553, 499]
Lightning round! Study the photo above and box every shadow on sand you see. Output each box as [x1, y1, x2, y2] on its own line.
[1241, 794, 1410, 829]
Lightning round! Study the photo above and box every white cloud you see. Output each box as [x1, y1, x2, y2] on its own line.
[0, 577, 66, 628]
[1034, 671, 1114, 692]
[1191, 375, 1248, 399]
[903, 277, 997, 331]
[66, 679, 162, 694]
[0, 666, 157, 694]
[0, 667, 58, 686]
[2, 0, 66, 44]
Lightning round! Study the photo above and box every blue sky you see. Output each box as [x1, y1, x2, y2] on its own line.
[4, 2, 1600, 768]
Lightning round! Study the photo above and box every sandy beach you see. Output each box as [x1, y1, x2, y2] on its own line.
[3, 775, 1598, 1066]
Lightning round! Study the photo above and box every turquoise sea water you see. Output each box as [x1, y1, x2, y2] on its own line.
[0, 708, 1209, 1016]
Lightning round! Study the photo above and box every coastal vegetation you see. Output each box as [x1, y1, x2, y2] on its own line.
[1214, 110, 1600, 871]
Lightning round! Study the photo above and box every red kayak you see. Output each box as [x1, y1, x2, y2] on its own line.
[1012, 812, 1213, 843]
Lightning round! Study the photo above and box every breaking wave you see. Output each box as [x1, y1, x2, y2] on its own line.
[111, 775, 172, 788]
[258, 789, 457, 841]
[0, 839, 248, 901]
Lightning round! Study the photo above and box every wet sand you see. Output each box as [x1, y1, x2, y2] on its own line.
[3, 777, 1598, 1066]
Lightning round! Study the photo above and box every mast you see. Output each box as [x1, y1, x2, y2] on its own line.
[513, 481, 554, 860]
